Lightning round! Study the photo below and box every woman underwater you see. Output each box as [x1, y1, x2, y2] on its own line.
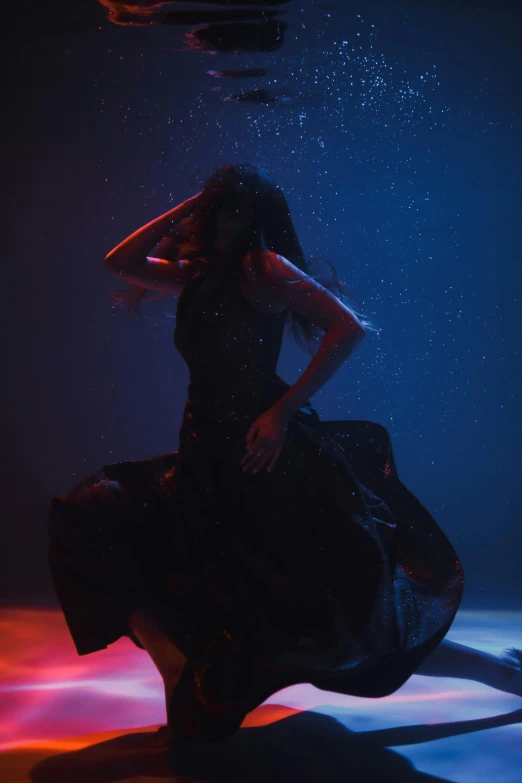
[47, 162, 522, 745]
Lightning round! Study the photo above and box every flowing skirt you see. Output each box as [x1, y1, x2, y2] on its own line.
[47, 380, 464, 740]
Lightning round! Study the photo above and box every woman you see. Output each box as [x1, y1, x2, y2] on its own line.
[47, 163, 521, 745]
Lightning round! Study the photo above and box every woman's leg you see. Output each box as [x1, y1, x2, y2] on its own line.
[128, 606, 188, 730]
[415, 639, 522, 697]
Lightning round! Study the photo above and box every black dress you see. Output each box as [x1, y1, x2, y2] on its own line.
[47, 260, 465, 742]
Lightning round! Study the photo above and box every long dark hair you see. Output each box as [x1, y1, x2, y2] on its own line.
[110, 162, 379, 355]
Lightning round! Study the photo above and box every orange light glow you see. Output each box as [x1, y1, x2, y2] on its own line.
[0, 607, 512, 760]
[0, 608, 307, 755]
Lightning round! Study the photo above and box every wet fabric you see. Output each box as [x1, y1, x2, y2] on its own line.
[47, 261, 464, 741]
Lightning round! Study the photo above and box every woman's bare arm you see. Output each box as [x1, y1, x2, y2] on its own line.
[103, 194, 201, 296]
[247, 250, 366, 419]
[104, 194, 200, 272]
[107, 257, 202, 298]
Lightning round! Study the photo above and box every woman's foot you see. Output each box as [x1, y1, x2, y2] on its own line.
[416, 638, 522, 698]
[148, 723, 173, 747]
[497, 647, 522, 697]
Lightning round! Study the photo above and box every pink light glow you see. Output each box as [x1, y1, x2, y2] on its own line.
[0, 607, 479, 754]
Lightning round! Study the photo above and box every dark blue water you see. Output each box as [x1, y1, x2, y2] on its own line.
[2, 0, 521, 609]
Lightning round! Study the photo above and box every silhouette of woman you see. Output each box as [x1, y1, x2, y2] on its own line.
[47, 163, 521, 745]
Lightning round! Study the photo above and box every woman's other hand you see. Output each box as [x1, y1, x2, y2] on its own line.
[240, 404, 290, 474]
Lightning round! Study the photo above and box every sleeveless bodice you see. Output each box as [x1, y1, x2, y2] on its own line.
[174, 262, 288, 415]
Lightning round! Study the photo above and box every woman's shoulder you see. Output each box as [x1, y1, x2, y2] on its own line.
[243, 248, 303, 282]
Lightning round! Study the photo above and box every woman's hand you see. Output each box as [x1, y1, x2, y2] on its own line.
[240, 404, 290, 474]
[166, 191, 202, 226]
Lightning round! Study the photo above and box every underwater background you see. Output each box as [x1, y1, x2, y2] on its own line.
[2, 0, 521, 612]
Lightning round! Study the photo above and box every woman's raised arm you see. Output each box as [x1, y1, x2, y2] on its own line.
[104, 193, 200, 273]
